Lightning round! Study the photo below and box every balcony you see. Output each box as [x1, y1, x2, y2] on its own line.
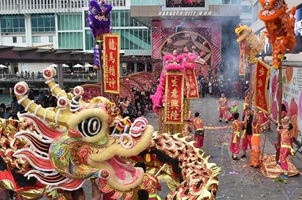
[0, 0, 127, 15]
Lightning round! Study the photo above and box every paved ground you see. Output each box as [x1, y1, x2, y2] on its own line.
[42, 95, 302, 200]
[154, 96, 302, 200]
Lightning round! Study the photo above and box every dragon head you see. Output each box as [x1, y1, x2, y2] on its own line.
[13, 66, 154, 199]
[258, 0, 285, 21]
[234, 24, 252, 43]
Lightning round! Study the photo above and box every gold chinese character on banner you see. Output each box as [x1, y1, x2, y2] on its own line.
[170, 99, 179, 108]
[108, 66, 115, 76]
[109, 52, 115, 63]
[171, 76, 178, 87]
[257, 79, 263, 87]
[170, 110, 179, 120]
[259, 67, 265, 76]
[186, 70, 192, 75]
[259, 99, 265, 107]
[171, 88, 178, 98]
[108, 78, 116, 87]
[109, 39, 116, 50]
[257, 90, 263, 98]
[190, 90, 196, 96]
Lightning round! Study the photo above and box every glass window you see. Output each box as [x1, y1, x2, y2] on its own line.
[31, 14, 55, 32]
[49, 36, 53, 43]
[242, 5, 251, 14]
[13, 37, 17, 43]
[252, 2, 259, 23]
[33, 36, 41, 43]
[58, 32, 83, 49]
[22, 36, 26, 43]
[58, 14, 82, 30]
[0, 15, 25, 33]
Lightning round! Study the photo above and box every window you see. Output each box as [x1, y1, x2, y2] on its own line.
[13, 36, 17, 43]
[242, 5, 251, 14]
[32, 36, 41, 43]
[1, 15, 25, 33]
[22, 36, 26, 43]
[58, 32, 83, 49]
[58, 14, 82, 30]
[252, 2, 260, 23]
[31, 14, 55, 32]
[49, 36, 53, 43]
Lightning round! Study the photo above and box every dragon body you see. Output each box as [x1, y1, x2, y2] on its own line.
[134, 133, 221, 199]
[235, 24, 266, 65]
[258, 0, 296, 69]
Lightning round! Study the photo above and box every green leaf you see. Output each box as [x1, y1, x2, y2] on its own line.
[282, 76, 286, 85]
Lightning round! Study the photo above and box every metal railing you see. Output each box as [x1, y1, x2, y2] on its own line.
[0, 73, 97, 82]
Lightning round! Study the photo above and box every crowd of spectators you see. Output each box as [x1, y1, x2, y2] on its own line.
[119, 85, 156, 120]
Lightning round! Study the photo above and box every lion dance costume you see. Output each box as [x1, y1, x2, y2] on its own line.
[86, 0, 112, 70]
[258, 0, 296, 69]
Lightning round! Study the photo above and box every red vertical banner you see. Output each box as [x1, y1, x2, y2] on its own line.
[103, 34, 120, 94]
[164, 72, 184, 124]
[254, 58, 270, 112]
[184, 68, 199, 99]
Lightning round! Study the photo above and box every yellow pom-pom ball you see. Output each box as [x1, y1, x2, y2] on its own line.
[277, 54, 284, 60]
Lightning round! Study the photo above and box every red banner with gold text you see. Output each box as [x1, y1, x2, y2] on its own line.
[103, 34, 120, 94]
[185, 68, 199, 99]
[164, 72, 184, 124]
[254, 58, 270, 113]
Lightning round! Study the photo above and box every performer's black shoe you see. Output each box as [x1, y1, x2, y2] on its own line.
[226, 121, 228, 123]
[232, 157, 240, 160]
[241, 154, 246, 158]
[219, 120, 222, 122]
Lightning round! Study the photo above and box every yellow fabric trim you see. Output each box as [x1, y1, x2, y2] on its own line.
[149, 193, 162, 200]
[233, 131, 240, 143]
[196, 128, 204, 131]
[241, 129, 246, 139]
[281, 145, 295, 155]
[253, 133, 260, 137]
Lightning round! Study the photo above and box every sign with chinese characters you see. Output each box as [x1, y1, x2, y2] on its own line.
[103, 34, 120, 94]
[184, 68, 199, 99]
[164, 72, 184, 124]
[158, 10, 212, 17]
[254, 58, 270, 113]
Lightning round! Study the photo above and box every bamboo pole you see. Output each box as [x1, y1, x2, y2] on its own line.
[275, 65, 283, 161]
[158, 108, 162, 134]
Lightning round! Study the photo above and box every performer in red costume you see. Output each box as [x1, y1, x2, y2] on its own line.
[188, 112, 205, 148]
[277, 117, 294, 179]
[241, 108, 253, 158]
[134, 162, 162, 200]
[218, 93, 228, 123]
[250, 109, 262, 167]
[230, 113, 242, 160]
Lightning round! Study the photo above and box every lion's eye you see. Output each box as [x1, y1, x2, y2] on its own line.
[78, 117, 102, 137]
[274, 1, 280, 8]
